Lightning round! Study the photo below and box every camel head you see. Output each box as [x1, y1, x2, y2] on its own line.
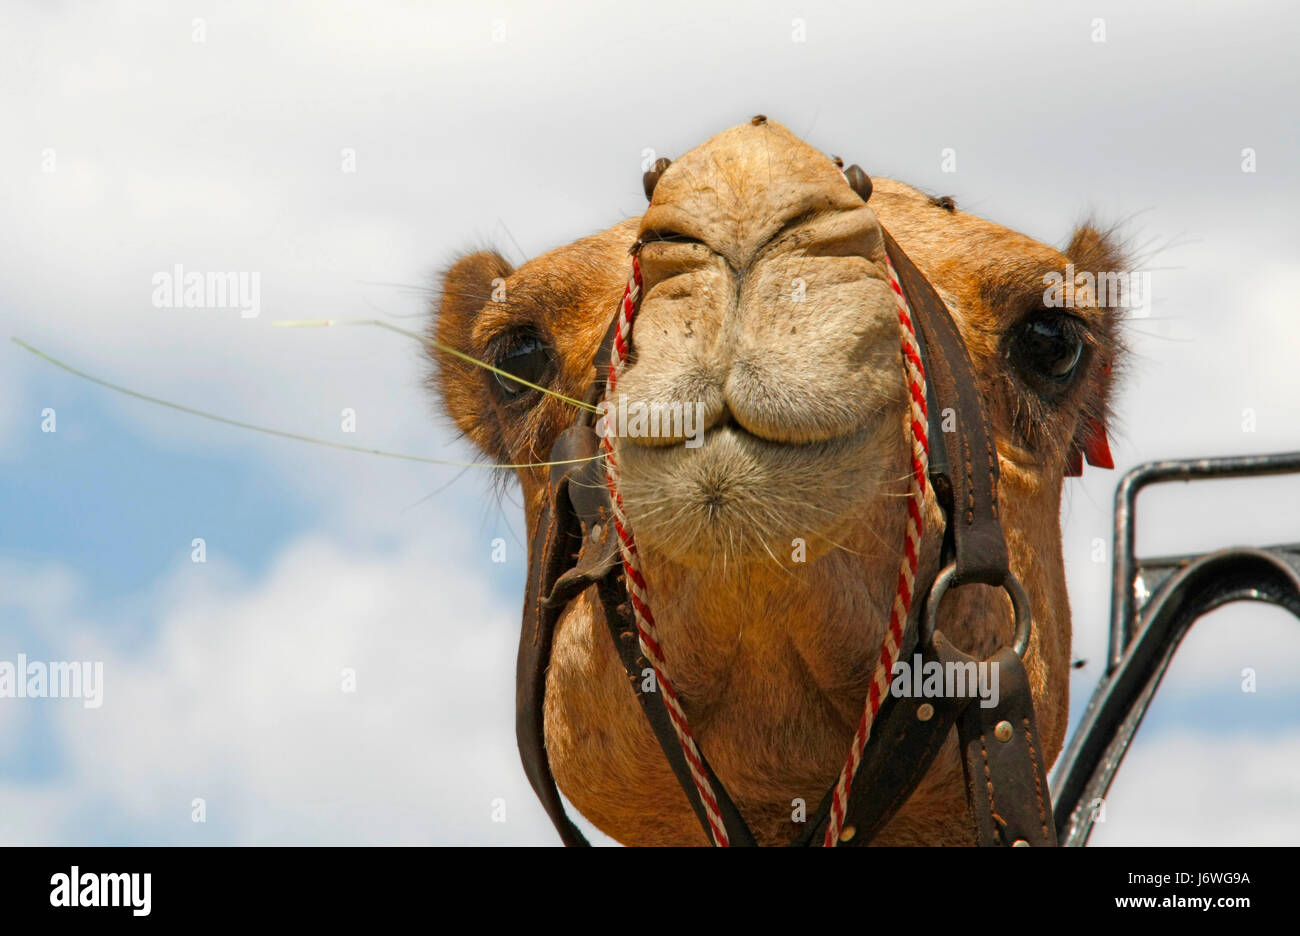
[429, 119, 1125, 845]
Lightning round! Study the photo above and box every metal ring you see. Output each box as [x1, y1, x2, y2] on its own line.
[920, 562, 1033, 659]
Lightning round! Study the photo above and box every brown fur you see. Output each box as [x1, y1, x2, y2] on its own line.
[428, 121, 1125, 845]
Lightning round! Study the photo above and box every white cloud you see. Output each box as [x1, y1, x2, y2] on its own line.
[0, 538, 615, 845]
[1088, 729, 1300, 846]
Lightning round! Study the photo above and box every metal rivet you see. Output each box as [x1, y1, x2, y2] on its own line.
[839, 825, 856, 843]
[642, 157, 672, 201]
[1012, 839, 1030, 847]
[916, 703, 934, 722]
[844, 164, 873, 202]
[590, 523, 602, 541]
[995, 720, 1013, 743]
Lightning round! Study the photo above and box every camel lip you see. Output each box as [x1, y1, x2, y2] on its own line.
[615, 406, 872, 452]
[711, 418, 819, 449]
[617, 419, 874, 466]
[708, 420, 872, 454]
[721, 413, 864, 449]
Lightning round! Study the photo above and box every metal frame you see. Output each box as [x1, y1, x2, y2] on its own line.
[1050, 451, 1300, 846]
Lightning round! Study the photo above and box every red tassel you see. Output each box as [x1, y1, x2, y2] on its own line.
[1082, 416, 1114, 469]
[1064, 417, 1113, 476]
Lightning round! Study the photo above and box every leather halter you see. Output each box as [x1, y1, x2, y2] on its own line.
[516, 182, 1059, 847]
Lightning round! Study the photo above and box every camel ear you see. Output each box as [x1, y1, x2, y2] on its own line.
[1065, 224, 1126, 281]
[429, 250, 516, 460]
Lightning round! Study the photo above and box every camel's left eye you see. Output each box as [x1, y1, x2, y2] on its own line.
[492, 332, 554, 398]
[1010, 313, 1086, 390]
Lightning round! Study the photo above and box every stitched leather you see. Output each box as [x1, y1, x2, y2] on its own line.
[956, 648, 1058, 846]
[883, 229, 1010, 586]
[517, 484, 589, 846]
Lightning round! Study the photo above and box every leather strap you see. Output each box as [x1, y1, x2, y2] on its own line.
[956, 647, 1058, 846]
[517, 464, 589, 846]
[514, 316, 625, 848]
[883, 229, 1010, 586]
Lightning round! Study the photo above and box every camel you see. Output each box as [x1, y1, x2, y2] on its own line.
[428, 119, 1124, 845]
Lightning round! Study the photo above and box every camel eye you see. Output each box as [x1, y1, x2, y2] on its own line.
[1010, 313, 1086, 390]
[491, 331, 554, 398]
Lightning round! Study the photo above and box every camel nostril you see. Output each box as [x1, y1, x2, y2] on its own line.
[844, 164, 873, 202]
[643, 157, 672, 201]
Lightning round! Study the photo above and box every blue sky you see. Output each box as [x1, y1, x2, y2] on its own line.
[2, 0, 1298, 846]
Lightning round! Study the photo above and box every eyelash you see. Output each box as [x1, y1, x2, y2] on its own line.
[487, 329, 554, 398]
[641, 230, 705, 247]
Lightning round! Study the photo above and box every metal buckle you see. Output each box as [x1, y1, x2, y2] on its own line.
[920, 562, 1032, 659]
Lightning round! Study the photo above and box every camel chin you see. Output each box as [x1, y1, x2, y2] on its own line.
[614, 421, 894, 568]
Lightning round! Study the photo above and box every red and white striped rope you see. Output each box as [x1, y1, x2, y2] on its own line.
[602, 248, 930, 848]
[821, 253, 931, 846]
[602, 253, 732, 846]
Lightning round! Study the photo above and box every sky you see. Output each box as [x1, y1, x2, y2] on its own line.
[1, 0, 1297, 846]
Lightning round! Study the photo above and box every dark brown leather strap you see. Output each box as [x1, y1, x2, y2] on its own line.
[883, 229, 1010, 586]
[517, 454, 590, 846]
[514, 314, 627, 848]
[956, 647, 1058, 846]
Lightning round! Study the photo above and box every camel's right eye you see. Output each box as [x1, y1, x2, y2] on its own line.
[1009, 312, 1087, 395]
[491, 331, 555, 399]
